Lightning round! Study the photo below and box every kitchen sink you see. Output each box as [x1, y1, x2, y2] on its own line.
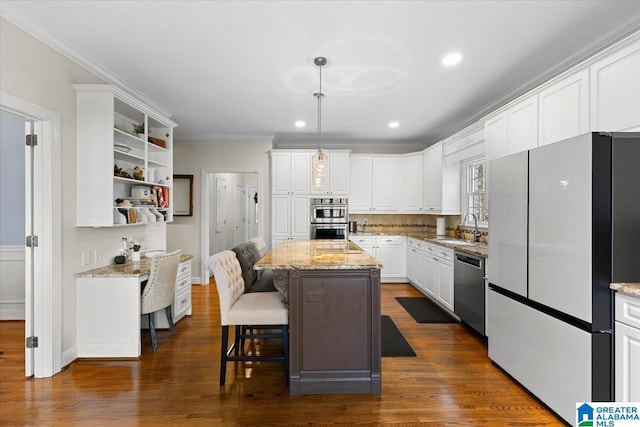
[436, 239, 475, 246]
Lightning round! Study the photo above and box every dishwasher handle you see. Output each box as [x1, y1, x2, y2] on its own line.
[455, 253, 483, 269]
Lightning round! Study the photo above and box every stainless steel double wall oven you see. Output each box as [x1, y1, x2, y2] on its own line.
[310, 198, 348, 240]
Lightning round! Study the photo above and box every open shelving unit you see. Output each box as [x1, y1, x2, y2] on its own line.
[75, 84, 177, 227]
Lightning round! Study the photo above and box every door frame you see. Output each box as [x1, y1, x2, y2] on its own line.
[200, 168, 262, 284]
[1, 91, 62, 378]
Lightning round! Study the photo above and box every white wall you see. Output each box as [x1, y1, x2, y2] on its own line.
[0, 110, 26, 319]
[0, 19, 166, 363]
[168, 140, 271, 282]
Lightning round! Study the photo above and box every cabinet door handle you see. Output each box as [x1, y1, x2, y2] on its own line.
[180, 280, 188, 286]
[180, 266, 188, 272]
[181, 298, 188, 304]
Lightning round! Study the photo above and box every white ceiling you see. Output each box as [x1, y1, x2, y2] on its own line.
[3, 1, 640, 149]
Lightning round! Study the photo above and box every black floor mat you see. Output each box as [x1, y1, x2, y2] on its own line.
[381, 315, 416, 357]
[395, 297, 459, 323]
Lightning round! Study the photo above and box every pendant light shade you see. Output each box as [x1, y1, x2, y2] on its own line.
[312, 57, 328, 189]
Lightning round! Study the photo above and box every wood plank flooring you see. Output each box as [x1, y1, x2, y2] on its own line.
[0, 283, 565, 426]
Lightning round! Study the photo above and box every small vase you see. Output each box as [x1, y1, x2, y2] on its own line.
[131, 251, 141, 262]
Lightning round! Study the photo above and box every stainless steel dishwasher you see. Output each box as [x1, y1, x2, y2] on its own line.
[454, 251, 486, 336]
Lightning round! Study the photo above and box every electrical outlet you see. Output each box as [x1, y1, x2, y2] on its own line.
[93, 249, 103, 263]
[82, 251, 91, 266]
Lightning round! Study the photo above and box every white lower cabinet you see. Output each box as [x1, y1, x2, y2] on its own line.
[406, 238, 454, 312]
[351, 235, 406, 282]
[142, 258, 192, 329]
[615, 293, 640, 401]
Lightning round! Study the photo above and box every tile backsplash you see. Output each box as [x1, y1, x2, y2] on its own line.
[349, 214, 488, 241]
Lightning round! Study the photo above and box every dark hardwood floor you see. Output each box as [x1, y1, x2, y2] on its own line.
[0, 282, 565, 426]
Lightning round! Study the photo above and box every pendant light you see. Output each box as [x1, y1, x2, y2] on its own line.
[312, 56, 329, 189]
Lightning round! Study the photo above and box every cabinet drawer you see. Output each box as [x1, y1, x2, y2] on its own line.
[616, 293, 640, 330]
[408, 238, 428, 251]
[351, 236, 375, 245]
[375, 235, 405, 245]
[177, 260, 191, 277]
[174, 287, 191, 318]
[423, 242, 453, 261]
[176, 274, 191, 292]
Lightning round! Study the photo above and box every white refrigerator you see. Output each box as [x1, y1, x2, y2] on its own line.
[487, 132, 640, 423]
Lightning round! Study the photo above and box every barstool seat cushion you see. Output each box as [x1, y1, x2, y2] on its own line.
[227, 291, 288, 326]
[251, 270, 276, 293]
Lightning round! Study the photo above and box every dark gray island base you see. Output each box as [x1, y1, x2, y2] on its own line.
[255, 240, 382, 395]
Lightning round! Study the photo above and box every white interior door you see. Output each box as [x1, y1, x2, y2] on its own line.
[1, 95, 62, 379]
[214, 177, 227, 253]
[234, 184, 246, 246]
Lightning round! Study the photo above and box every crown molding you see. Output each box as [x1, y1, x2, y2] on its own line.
[0, 2, 173, 119]
[176, 135, 275, 143]
[431, 12, 640, 145]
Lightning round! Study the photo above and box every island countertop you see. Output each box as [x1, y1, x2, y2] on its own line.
[254, 240, 382, 270]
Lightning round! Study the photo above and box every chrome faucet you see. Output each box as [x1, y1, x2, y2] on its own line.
[463, 212, 481, 243]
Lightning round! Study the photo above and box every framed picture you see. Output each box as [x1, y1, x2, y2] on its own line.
[173, 174, 193, 216]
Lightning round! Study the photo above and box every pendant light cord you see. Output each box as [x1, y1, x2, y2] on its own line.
[316, 61, 323, 150]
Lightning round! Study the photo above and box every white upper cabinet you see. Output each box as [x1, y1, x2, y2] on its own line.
[538, 69, 590, 147]
[310, 150, 350, 195]
[507, 94, 539, 154]
[372, 156, 399, 212]
[590, 39, 640, 132]
[423, 143, 460, 215]
[484, 112, 509, 162]
[75, 84, 176, 227]
[349, 155, 399, 212]
[400, 153, 424, 212]
[271, 151, 311, 194]
[349, 155, 373, 212]
[486, 94, 538, 162]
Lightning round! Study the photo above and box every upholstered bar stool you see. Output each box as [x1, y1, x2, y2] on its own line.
[206, 250, 289, 385]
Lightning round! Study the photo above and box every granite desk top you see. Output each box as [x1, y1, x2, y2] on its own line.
[610, 283, 640, 299]
[351, 231, 488, 258]
[76, 254, 193, 278]
[254, 240, 382, 271]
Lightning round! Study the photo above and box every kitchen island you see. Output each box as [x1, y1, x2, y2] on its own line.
[255, 240, 382, 395]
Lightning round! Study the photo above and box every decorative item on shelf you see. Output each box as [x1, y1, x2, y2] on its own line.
[311, 56, 328, 190]
[133, 166, 144, 181]
[132, 122, 145, 138]
[149, 137, 166, 148]
[114, 124, 127, 133]
[114, 164, 131, 179]
[114, 143, 131, 153]
[114, 255, 126, 264]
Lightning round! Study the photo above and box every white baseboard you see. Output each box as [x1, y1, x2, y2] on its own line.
[1, 246, 25, 320]
[0, 301, 25, 320]
[62, 346, 77, 369]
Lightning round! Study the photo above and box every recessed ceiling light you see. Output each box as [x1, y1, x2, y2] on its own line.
[442, 52, 463, 66]
[388, 121, 400, 129]
[295, 120, 306, 128]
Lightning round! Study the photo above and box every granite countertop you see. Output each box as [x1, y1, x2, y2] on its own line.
[254, 240, 382, 271]
[351, 231, 488, 258]
[76, 254, 193, 278]
[610, 282, 640, 299]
